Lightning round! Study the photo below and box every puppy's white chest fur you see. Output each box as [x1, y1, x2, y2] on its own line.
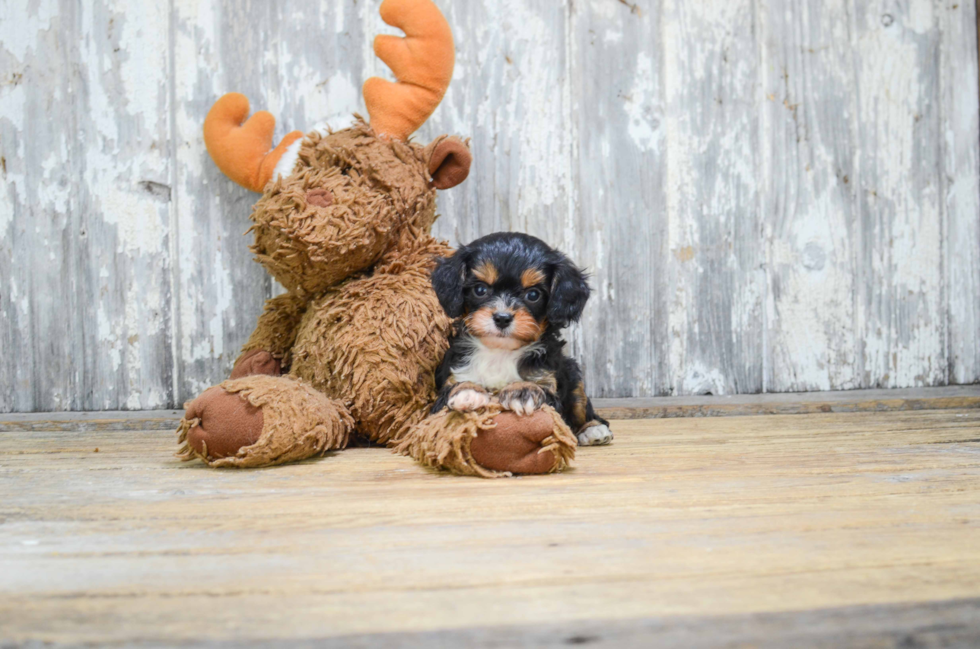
[452, 339, 527, 390]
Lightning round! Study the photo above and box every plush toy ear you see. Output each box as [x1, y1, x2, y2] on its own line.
[431, 248, 468, 318]
[426, 136, 472, 190]
[547, 258, 591, 327]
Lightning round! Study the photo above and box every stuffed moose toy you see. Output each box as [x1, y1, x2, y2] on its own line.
[176, 0, 579, 477]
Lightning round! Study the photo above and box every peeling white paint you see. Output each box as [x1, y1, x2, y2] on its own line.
[664, 0, 765, 395]
[503, 0, 570, 230]
[681, 362, 729, 396]
[115, 0, 169, 131]
[941, 0, 980, 383]
[0, 77, 28, 238]
[905, 0, 934, 35]
[0, 170, 17, 241]
[1, 0, 978, 411]
[624, 52, 658, 153]
[856, 1, 943, 387]
[98, 185, 167, 255]
[1, 0, 58, 61]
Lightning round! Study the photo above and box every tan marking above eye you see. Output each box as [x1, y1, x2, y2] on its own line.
[306, 188, 333, 207]
[521, 267, 546, 288]
[472, 261, 499, 285]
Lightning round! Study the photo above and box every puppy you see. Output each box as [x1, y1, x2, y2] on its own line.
[430, 233, 612, 446]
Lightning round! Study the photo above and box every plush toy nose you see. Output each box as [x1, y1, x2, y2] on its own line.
[306, 188, 333, 207]
[493, 312, 514, 329]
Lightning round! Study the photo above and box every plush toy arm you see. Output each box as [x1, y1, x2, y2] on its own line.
[234, 291, 309, 376]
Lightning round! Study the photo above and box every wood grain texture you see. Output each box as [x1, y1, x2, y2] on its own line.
[593, 384, 980, 420]
[663, 0, 766, 396]
[1, 409, 979, 645]
[273, 598, 980, 648]
[4, 385, 977, 431]
[853, 0, 945, 389]
[945, 0, 980, 384]
[0, 0, 77, 412]
[78, 0, 175, 411]
[0, 0, 175, 412]
[569, 0, 669, 397]
[760, 0, 860, 392]
[1, 0, 978, 412]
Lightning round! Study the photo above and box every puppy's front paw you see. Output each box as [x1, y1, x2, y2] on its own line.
[497, 382, 547, 417]
[577, 423, 613, 446]
[448, 388, 492, 412]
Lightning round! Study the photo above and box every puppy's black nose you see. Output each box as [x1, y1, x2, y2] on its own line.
[492, 312, 514, 329]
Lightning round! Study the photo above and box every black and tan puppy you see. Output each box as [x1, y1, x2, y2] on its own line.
[430, 233, 612, 446]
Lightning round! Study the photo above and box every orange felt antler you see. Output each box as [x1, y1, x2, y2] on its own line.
[203, 93, 304, 192]
[363, 0, 455, 141]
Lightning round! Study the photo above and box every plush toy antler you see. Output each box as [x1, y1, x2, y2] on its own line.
[204, 0, 454, 190]
[363, 0, 455, 141]
[203, 93, 303, 192]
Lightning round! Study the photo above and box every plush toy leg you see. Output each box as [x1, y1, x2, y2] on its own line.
[176, 375, 353, 468]
[395, 405, 576, 478]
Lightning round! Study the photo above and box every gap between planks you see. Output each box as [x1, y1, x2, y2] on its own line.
[1, 385, 978, 431]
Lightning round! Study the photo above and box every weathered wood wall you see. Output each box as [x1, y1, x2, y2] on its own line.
[1, 0, 978, 412]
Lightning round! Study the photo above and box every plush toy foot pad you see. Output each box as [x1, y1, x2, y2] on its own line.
[182, 386, 265, 459]
[470, 410, 563, 474]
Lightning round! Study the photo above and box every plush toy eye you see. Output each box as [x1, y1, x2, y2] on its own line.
[525, 288, 542, 303]
[472, 283, 489, 297]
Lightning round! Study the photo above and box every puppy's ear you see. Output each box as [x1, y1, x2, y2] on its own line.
[431, 248, 468, 318]
[547, 258, 590, 327]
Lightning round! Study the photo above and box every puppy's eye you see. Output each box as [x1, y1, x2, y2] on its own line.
[525, 288, 542, 303]
[472, 283, 489, 297]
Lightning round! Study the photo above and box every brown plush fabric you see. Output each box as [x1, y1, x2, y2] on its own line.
[395, 405, 576, 478]
[248, 120, 435, 295]
[288, 235, 453, 445]
[176, 375, 353, 468]
[230, 349, 282, 379]
[238, 291, 309, 369]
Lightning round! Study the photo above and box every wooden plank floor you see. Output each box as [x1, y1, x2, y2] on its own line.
[4, 385, 978, 432]
[2, 408, 980, 647]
